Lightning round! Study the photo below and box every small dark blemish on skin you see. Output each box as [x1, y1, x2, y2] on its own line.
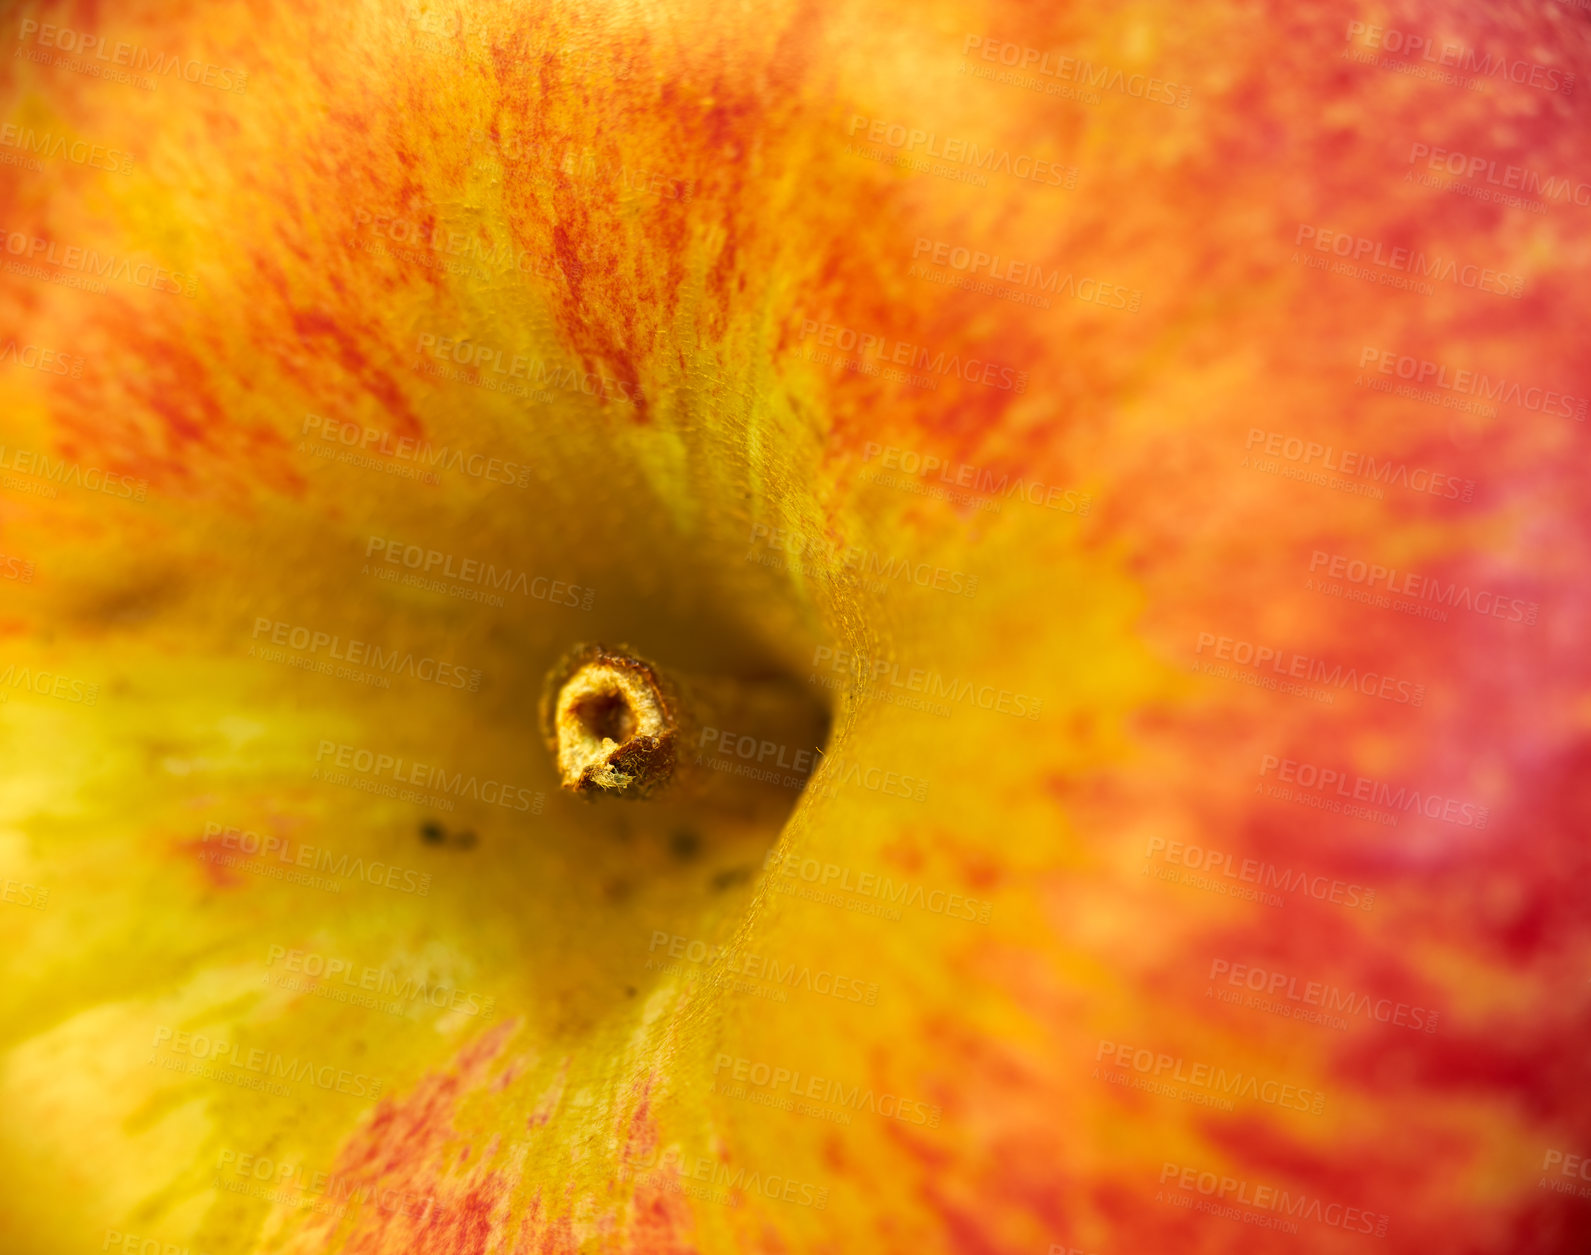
[420, 822, 477, 849]
[625, 986, 637, 997]
[710, 866, 753, 892]
[670, 829, 701, 861]
[604, 877, 633, 902]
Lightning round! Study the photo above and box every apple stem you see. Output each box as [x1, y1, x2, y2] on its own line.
[540, 643, 828, 804]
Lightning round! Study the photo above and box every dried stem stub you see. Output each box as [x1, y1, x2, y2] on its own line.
[541, 643, 827, 803]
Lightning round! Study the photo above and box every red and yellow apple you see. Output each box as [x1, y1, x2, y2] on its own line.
[2, 0, 1589, 1252]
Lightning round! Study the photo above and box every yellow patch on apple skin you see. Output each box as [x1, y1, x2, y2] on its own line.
[3, 0, 1590, 1252]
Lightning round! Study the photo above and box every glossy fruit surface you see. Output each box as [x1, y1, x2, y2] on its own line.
[2, 1, 1588, 1252]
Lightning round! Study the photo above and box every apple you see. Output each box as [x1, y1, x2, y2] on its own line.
[1, 0, 1588, 1252]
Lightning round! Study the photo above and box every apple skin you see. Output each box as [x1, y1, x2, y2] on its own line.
[1, 0, 1589, 1253]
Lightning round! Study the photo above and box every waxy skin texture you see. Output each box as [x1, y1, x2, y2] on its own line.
[1, 1, 1589, 1252]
